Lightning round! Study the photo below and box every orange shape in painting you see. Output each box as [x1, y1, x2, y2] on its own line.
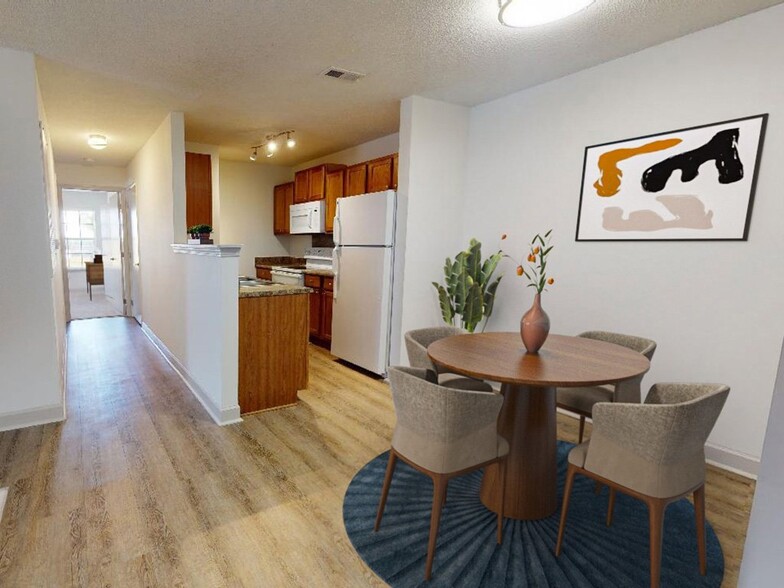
[594, 138, 682, 197]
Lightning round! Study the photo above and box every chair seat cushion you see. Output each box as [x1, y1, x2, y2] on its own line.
[557, 385, 613, 415]
[439, 373, 494, 393]
[568, 441, 590, 467]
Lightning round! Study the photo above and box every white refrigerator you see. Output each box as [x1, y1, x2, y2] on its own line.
[332, 190, 398, 376]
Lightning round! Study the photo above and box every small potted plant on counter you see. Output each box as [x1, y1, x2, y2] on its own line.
[188, 224, 214, 245]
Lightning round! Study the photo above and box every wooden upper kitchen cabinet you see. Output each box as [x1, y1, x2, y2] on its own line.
[392, 153, 399, 189]
[345, 163, 368, 196]
[366, 154, 396, 193]
[294, 169, 310, 204]
[273, 182, 294, 235]
[324, 168, 344, 233]
[185, 152, 212, 228]
[294, 163, 346, 204]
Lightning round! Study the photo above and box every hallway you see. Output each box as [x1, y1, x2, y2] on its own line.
[0, 318, 392, 587]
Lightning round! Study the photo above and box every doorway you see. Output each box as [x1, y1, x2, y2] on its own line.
[62, 188, 125, 320]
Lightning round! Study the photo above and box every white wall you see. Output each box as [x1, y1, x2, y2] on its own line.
[55, 163, 127, 190]
[397, 97, 470, 362]
[127, 113, 186, 347]
[294, 133, 399, 171]
[127, 114, 239, 424]
[740, 339, 784, 586]
[442, 5, 784, 471]
[0, 48, 65, 430]
[219, 159, 308, 275]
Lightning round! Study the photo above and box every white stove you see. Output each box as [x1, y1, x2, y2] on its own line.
[269, 248, 333, 285]
[305, 247, 334, 272]
[270, 267, 305, 285]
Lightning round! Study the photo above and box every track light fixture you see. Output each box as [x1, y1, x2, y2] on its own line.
[250, 130, 296, 161]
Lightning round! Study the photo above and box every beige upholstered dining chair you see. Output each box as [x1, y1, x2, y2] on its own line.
[375, 366, 509, 581]
[555, 382, 730, 588]
[556, 331, 657, 442]
[405, 327, 493, 392]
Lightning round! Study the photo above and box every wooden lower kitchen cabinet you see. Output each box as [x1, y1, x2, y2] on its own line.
[238, 292, 309, 413]
[305, 273, 333, 346]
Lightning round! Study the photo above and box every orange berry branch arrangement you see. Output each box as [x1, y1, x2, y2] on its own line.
[501, 229, 555, 294]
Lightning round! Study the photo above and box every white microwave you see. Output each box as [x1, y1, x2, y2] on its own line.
[289, 200, 326, 234]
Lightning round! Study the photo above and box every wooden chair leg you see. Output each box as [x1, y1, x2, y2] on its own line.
[555, 464, 577, 556]
[648, 498, 666, 588]
[606, 488, 616, 527]
[578, 416, 586, 443]
[694, 485, 707, 576]
[374, 450, 398, 532]
[425, 474, 448, 581]
[497, 458, 507, 544]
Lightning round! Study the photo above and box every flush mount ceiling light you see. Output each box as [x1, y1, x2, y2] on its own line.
[87, 134, 108, 150]
[498, 0, 594, 28]
[250, 130, 295, 161]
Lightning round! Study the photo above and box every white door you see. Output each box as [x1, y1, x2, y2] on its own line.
[124, 185, 142, 324]
[100, 192, 124, 312]
[335, 190, 395, 246]
[331, 246, 393, 375]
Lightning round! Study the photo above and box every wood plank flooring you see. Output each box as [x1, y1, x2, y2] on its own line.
[0, 317, 755, 587]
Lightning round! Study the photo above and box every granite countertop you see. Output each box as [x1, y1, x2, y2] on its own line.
[239, 281, 311, 298]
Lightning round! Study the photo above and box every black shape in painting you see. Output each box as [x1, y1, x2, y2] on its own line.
[641, 128, 744, 193]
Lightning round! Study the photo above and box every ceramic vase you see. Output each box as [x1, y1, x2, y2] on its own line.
[520, 292, 550, 353]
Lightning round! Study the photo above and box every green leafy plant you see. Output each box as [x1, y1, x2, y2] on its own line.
[432, 239, 503, 333]
[503, 229, 555, 293]
[188, 224, 213, 237]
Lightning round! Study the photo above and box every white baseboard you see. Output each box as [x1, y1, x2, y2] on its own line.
[556, 408, 758, 480]
[705, 444, 759, 479]
[140, 323, 242, 426]
[0, 403, 65, 433]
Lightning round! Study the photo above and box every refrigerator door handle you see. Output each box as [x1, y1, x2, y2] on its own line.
[334, 201, 342, 245]
[333, 248, 340, 300]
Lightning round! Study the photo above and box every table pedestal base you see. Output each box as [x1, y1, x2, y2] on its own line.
[480, 383, 557, 520]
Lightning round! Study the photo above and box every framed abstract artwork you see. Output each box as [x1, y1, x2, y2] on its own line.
[576, 114, 768, 241]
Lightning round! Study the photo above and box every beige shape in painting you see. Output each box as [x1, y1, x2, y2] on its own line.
[602, 195, 714, 232]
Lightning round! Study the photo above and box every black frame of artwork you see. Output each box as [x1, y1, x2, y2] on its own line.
[575, 113, 768, 242]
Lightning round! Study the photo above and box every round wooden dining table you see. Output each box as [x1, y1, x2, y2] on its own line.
[428, 332, 650, 521]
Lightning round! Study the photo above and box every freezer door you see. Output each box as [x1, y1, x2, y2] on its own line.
[334, 190, 395, 246]
[331, 246, 393, 376]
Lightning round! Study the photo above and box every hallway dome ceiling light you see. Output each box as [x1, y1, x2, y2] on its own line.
[498, 0, 595, 28]
[87, 134, 108, 150]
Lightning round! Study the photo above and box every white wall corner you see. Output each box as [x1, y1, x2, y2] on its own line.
[0, 403, 65, 433]
[140, 322, 242, 426]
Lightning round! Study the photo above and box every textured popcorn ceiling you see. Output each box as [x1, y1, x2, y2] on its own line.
[1, 0, 781, 167]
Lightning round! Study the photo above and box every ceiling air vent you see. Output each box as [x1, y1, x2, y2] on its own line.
[321, 67, 365, 82]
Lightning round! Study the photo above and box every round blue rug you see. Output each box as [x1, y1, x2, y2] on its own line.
[343, 441, 723, 587]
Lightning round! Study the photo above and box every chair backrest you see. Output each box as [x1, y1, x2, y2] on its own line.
[388, 366, 504, 474]
[404, 326, 464, 372]
[643, 383, 730, 464]
[586, 382, 729, 497]
[579, 331, 657, 403]
[579, 330, 657, 360]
